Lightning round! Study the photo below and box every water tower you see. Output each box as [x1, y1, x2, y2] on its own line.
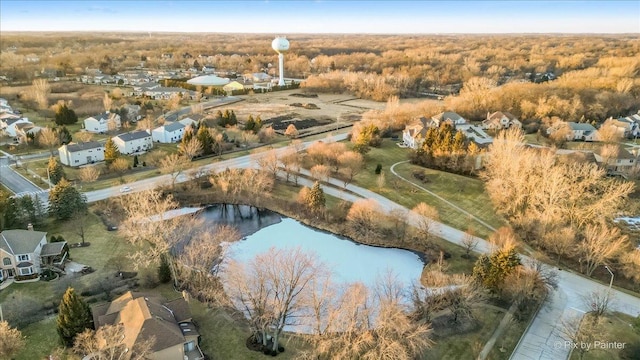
[271, 36, 290, 86]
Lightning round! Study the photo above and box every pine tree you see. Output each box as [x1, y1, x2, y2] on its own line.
[306, 181, 326, 210]
[229, 110, 238, 126]
[54, 104, 78, 125]
[473, 247, 521, 292]
[158, 255, 172, 284]
[48, 179, 87, 220]
[47, 156, 65, 185]
[244, 114, 255, 132]
[196, 123, 214, 155]
[254, 115, 263, 133]
[104, 138, 119, 165]
[133, 155, 139, 168]
[56, 287, 91, 347]
[58, 126, 72, 145]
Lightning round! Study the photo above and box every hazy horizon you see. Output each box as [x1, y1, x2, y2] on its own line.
[1, 0, 639, 34]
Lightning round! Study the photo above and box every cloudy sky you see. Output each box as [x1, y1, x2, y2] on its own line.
[1, 0, 639, 33]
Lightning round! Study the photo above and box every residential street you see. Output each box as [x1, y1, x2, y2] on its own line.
[76, 133, 640, 360]
[0, 156, 45, 196]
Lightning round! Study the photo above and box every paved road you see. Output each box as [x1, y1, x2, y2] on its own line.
[0, 156, 44, 196]
[80, 133, 640, 360]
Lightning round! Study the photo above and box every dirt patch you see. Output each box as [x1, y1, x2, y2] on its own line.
[264, 114, 332, 131]
[290, 92, 318, 98]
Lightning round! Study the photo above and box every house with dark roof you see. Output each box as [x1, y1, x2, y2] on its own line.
[152, 122, 185, 143]
[58, 141, 105, 167]
[112, 130, 153, 154]
[594, 146, 637, 173]
[91, 291, 204, 360]
[0, 227, 68, 283]
[84, 112, 122, 134]
[402, 112, 480, 149]
[547, 121, 598, 142]
[482, 111, 522, 130]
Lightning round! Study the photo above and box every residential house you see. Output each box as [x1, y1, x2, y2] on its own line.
[144, 87, 196, 100]
[402, 117, 431, 149]
[91, 291, 204, 360]
[84, 112, 122, 134]
[244, 72, 271, 82]
[223, 80, 252, 94]
[431, 111, 467, 126]
[14, 122, 41, 140]
[0, 98, 10, 107]
[202, 65, 216, 74]
[482, 111, 522, 130]
[58, 141, 105, 167]
[123, 104, 142, 122]
[113, 130, 153, 154]
[594, 146, 637, 173]
[179, 114, 203, 128]
[612, 115, 640, 138]
[152, 122, 185, 143]
[403, 115, 491, 149]
[132, 82, 161, 96]
[456, 124, 493, 145]
[1, 117, 32, 137]
[0, 227, 68, 282]
[547, 122, 598, 142]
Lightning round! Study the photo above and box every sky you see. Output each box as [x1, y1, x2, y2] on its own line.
[1, 0, 639, 34]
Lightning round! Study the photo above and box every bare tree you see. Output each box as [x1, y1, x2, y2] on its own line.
[38, 126, 59, 155]
[75, 131, 94, 143]
[558, 314, 598, 360]
[461, 228, 478, 258]
[338, 151, 364, 187]
[179, 137, 203, 160]
[0, 321, 25, 359]
[346, 199, 382, 237]
[542, 225, 575, 265]
[310, 164, 330, 182]
[73, 324, 154, 360]
[281, 147, 301, 184]
[579, 223, 629, 276]
[254, 151, 279, 179]
[597, 118, 623, 142]
[159, 153, 189, 188]
[78, 165, 100, 183]
[581, 290, 613, 321]
[102, 93, 113, 113]
[224, 247, 323, 354]
[30, 78, 50, 109]
[109, 157, 129, 181]
[411, 202, 440, 247]
[284, 123, 299, 138]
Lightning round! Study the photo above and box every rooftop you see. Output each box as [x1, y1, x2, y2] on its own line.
[115, 130, 150, 142]
[61, 141, 103, 153]
[0, 229, 46, 255]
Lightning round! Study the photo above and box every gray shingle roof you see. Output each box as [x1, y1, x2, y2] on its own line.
[40, 242, 67, 257]
[115, 130, 150, 142]
[568, 122, 596, 131]
[64, 141, 103, 153]
[163, 122, 185, 132]
[0, 230, 46, 255]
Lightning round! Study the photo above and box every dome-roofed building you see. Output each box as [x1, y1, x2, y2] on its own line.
[186, 75, 230, 87]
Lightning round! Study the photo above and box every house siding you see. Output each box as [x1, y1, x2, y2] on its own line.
[59, 145, 105, 167]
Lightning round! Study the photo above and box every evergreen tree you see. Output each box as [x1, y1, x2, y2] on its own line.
[58, 126, 72, 145]
[17, 196, 37, 226]
[0, 195, 19, 231]
[47, 156, 65, 185]
[56, 287, 91, 347]
[196, 123, 214, 155]
[473, 247, 521, 292]
[229, 110, 237, 126]
[244, 114, 255, 132]
[158, 255, 172, 284]
[306, 181, 326, 210]
[375, 164, 382, 174]
[48, 179, 87, 220]
[133, 155, 139, 168]
[104, 138, 119, 165]
[254, 115, 263, 133]
[54, 104, 78, 126]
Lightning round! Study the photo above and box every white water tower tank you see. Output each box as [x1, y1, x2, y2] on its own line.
[272, 37, 290, 86]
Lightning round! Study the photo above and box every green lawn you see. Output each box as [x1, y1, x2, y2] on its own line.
[425, 307, 505, 360]
[350, 139, 505, 239]
[15, 316, 76, 360]
[570, 312, 640, 360]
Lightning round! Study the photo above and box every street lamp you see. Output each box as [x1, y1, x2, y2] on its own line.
[46, 167, 51, 190]
[604, 265, 614, 302]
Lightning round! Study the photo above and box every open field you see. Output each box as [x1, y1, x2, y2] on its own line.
[347, 138, 505, 239]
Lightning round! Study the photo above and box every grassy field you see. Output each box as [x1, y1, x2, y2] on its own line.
[15, 316, 76, 360]
[350, 139, 504, 239]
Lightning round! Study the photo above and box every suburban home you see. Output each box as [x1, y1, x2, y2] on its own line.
[202, 65, 216, 73]
[244, 72, 272, 82]
[610, 116, 639, 138]
[84, 112, 122, 134]
[0, 226, 68, 282]
[482, 111, 522, 130]
[123, 104, 143, 122]
[113, 130, 153, 154]
[456, 124, 493, 145]
[1, 118, 33, 137]
[547, 122, 598, 141]
[402, 112, 471, 149]
[152, 122, 185, 143]
[91, 291, 204, 360]
[223, 80, 252, 94]
[594, 146, 637, 173]
[179, 114, 204, 128]
[58, 141, 105, 167]
[144, 87, 196, 100]
[14, 122, 41, 140]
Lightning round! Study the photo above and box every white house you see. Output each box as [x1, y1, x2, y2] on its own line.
[431, 111, 467, 126]
[568, 122, 598, 141]
[0, 227, 68, 281]
[1, 118, 33, 137]
[84, 112, 122, 134]
[402, 116, 491, 149]
[456, 124, 493, 145]
[482, 111, 522, 130]
[113, 130, 152, 154]
[152, 122, 185, 143]
[58, 141, 105, 167]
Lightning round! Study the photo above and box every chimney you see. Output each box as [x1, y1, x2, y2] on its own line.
[27, 223, 34, 231]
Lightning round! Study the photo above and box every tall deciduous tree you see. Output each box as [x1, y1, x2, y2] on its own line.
[579, 223, 629, 276]
[78, 166, 100, 183]
[338, 151, 364, 187]
[411, 202, 440, 247]
[48, 178, 87, 220]
[284, 123, 299, 138]
[47, 156, 65, 185]
[38, 127, 59, 155]
[57, 287, 92, 347]
[73, 324, 153, 360]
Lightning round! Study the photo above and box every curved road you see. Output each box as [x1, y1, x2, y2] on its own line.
[81, 134, 640, 360]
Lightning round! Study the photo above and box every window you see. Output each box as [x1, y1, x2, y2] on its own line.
[3, 257, 11, 266]
[19, 267, 33, 275]
[17, 254, 29, 261]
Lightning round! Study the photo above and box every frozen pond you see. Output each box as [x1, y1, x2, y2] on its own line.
[222, 217, 426, 288]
